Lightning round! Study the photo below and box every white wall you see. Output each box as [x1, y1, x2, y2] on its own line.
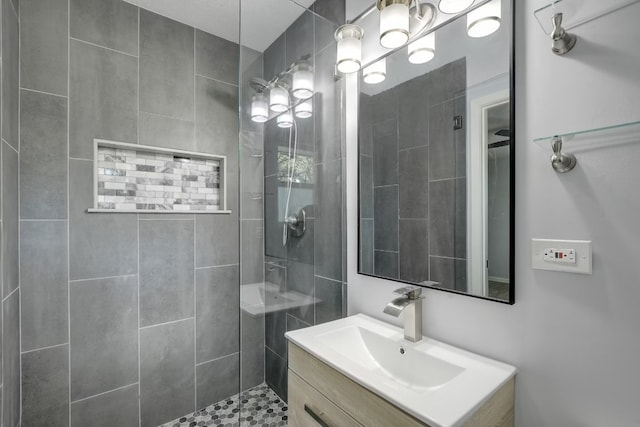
[346, 2, 640, 425]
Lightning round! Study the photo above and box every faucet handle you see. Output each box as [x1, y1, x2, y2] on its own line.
[393, 286, 423, 299]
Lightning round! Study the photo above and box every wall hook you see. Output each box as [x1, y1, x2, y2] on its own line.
[551, 13, 577, 55]
[550, 136, 576, 173]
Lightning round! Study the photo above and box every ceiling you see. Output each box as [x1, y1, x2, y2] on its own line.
[124, 0, 316, 52]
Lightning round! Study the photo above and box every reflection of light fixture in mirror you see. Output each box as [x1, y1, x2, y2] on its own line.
[335, 24, 364, 73]
[378, 0, 411, 49]
[408, 32, 435, 64]
[295, 99, 313, 119]
[292, 62, 314, 100]
[437, 0, 473, 14]
[467, 0, 501, 38]
[250, 93, 268, 123]
[277, 110, 293, 128]
[269, 85, 289, 112]
[363, 58, 386, 84]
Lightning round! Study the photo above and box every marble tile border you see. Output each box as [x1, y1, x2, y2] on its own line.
[88, 139, 231, 214]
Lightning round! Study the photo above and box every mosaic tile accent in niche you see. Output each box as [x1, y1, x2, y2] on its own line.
[95, 142, 225, 212]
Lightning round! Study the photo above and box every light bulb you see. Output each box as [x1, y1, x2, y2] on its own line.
[277, 110, 293, 128]
[408, 32, 435, 64]
[250, 93, 268, 123]
[467, 0, 501, 38]
[335, 24, 364, 74]
[292, 66, 314, 99]
[269, 85, 289, 113]
[295, 99, 313, 119]
[379, 3, 410, 49]
[438, 0, 473, 14]
[363, 58, 386, 84]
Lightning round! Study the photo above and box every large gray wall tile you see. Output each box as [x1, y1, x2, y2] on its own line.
[314, 160, 344, 281]
[196, 29, 239, 85]
[20, 221, 68, 351]
[69, 160, 137, 280]
[287, 216, 314, 265]
[20, 0, 68, 95]
[314, 46, 342, 163]
[374, 250, 398, 280]
[399, 219, 429, 284]
[263, 34, 285, 82]
[2, 0, 20, 150]
[138, 112, 195, 152]
[430, 256, 467, 292]
[140, 9, 194, 120]
[287, 260, 314, 325]
[428, 98, 465, 181]
[71, 384, 139, 427]
[360, 219, 374, 275]
[2, 290, 20, 427]
[360, 155, 373, 218]
[265, 348, 287, 402]
[20, 90, 68, 219]
[239, 133, 264, 220]
[265, 310, 286, 359]
[373, 118, 398, 186]
[22, 345, 69, 426]
[70, 0, 138, 55]
[399, 146, 428, 219]
[241, 220, 264, 285]
[140, 319, 195, 427]
[195, 76, 239, 162]
[398, 75, 430, 150]
[285, 11, 313, 65]
[313, 0, 346, 25]
[315, 276, 343, 325]
[140, 219, 194, 327]
[196, 213, 239, 268]
[196, 353, 240, 409]
[70, 275, 138, 401]
[196, 265, 239, 363]
[69, 39, 138, 159]
[241, 311, 264, 390]
[2, 143, 19, 296]
[373, 185, 398, 252]
[429, 178, 466, 258]
[427, 57, 466, 107]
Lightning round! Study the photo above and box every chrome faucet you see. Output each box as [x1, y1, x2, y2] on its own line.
[383, 286, 426, 343]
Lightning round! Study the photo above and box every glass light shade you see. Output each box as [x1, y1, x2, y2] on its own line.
[250, 93, 268, 123]
[335, 25, 364, 74]
[269, 85, 289, 112]
[277, 110, 294, 128]
[438, 0, 473, 14]
[362, 58, 386, 84]
[295, 99, 313, 119]
[292, 68, 314, 99]
[379, 3, 410, 48]
[467, 0, 501, 38]
[408, 32, 435, 64]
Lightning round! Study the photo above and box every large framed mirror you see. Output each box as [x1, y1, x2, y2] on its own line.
[355, 0, 515, 303]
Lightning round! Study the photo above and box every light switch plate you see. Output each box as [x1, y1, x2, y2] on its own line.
[532, 239, 592, 274]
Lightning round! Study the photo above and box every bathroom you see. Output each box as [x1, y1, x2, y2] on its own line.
[2, 0, 638, 425]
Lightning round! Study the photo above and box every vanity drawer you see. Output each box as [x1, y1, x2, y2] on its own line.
[288, 370, 361, 427]
[288, 342, 427, 427]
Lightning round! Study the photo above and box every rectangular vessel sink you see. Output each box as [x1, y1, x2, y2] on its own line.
[285, 314, 516, 427]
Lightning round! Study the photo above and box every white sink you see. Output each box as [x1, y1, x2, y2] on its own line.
[240, 282, 317, 316]
[285, 314, 516, 427]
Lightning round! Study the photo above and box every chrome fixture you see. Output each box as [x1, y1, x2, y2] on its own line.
[376, 0, 438, 49]
[285, 207, 306, 238]
[408, 31, 435, 64]
[438, 0, 473, 14]
[550, 13, 576, 56]
[383, 285, 425, 342]
[362, 58, 387, 84]
[550, 136, 576, 173]
[467, 0, 501, 38]
[335, 24, 365, 73]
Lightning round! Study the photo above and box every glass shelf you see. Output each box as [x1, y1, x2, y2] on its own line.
[534, 0, 640, 35]
[534, 120, 640, 150]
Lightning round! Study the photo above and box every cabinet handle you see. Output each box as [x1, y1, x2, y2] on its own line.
[304, 404, 330, 427]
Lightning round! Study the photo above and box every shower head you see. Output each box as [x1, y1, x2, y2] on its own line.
[249, 78, 269, 93]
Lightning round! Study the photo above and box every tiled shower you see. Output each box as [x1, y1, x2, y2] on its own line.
[9, 0, 347, 426]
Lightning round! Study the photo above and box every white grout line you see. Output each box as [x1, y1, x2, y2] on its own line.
[2, 285, 19, 304]
[136, 8, 142, 426]
[19, 218, 67, 222]
[194, 73, 238, 89]
[68, 157, 92, 162]
[19, 86, 68, 99]
[21, 342, 68, 355]
[69, 273, 138, 284]
[195, 352, 239, 368]
[69, 36, 138, 58]
[195, 263, 239, 271]
[70, 382, 139, 405]
[192, 27, 198, 413]
[67, 0, 73, 422]
[138, 317, 194, 331]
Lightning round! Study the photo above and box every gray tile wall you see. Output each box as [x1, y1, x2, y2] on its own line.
[19, 1, 241, 425]
[2, 0, 22, 425]
[259, 4, 347, 402]
[359, 58, 467, 290]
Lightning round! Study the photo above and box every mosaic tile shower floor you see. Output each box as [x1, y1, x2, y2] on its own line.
[162, 383, 287, 427]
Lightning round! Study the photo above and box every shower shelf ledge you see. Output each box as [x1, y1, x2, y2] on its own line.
[533, 0, 640, 35]
[533, 120, 640, 151]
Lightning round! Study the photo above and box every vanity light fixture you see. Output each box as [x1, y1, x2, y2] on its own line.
[291, 62, 314, 99]
[467, 0, 501, 38]
[378, 0, 411, 48]
[438, 0, 473, 14]
[363, 58, 387, 84]
[269, 84, 289, 113]
[277, 110, 294, 128]
[335, 24, 365, 73]
[294, 99, 313, 118]
[250, 93, 269, 123]
[408, 31, 435, 64]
